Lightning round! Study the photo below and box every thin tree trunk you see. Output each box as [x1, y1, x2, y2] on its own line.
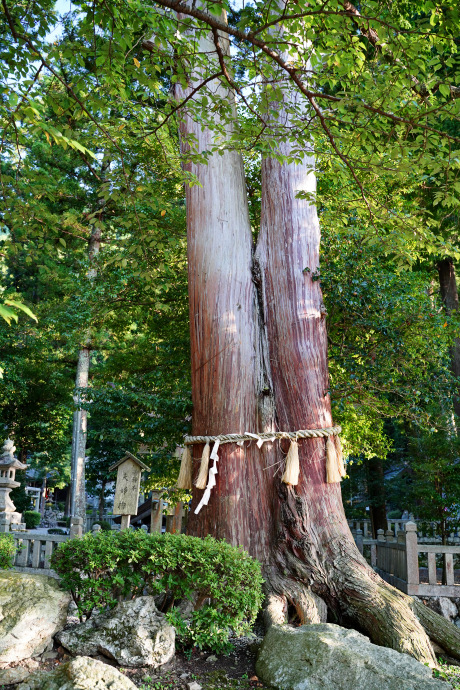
[69, 159, 108, 522]
[437, 257, 460, 420]
[98, 479, 106, 522]
[39, 475, 47, 516]
[175, 2, 460, 664]
[366, 457, 387, 536]
[70, 347, 90, 521]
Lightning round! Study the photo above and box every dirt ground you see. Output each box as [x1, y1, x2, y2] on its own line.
[0, 633, 270, 690]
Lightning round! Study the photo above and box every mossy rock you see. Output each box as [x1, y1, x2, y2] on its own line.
[0, 571, 70, 664]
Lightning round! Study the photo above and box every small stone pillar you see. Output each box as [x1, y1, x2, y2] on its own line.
[385, 529, 395, 543]
[69, 516, 83, 538]
[377, 529, 386, 542]
[405, 521, 419, 586]
[355, 529, 364, 554]
[92, 523, 102, 533]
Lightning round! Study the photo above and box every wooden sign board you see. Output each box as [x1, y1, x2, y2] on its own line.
[110, 453, 149, 517]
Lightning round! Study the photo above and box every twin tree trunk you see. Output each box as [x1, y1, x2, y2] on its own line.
[176, 6, 460, 665]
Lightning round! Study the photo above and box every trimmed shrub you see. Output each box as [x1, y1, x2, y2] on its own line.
[0, 534, 17, 569]
[23, 511, 41, 529]
[50, 531, 264, 654]
[98, 520, 112, 532]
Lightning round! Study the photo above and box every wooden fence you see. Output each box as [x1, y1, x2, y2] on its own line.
[352, 521, 460, 597]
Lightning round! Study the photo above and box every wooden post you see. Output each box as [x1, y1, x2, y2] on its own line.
[171, 502, 183, 534]
[405, 521, 419, 586]
[150, 492, 162, 534]
[370, 543, 377, 568]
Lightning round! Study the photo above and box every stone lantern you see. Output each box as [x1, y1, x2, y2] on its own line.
[0, 439, 27, 532]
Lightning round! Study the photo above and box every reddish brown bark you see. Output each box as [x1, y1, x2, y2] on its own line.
[175, 7, 460, 665]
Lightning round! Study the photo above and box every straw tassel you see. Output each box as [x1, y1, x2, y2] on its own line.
[326, 436, 342, 483]
[281, 440, 299, 485]
[195, 441, 210, 490]
[335, 435, 346, 478]
[176, 445, 193, 490]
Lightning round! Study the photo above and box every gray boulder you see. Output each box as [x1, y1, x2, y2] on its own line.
[0, 666, 30, 685]
[0, 571, 70, 665]
[17, 656, 136, 690]
[56, 596, 175, 668]
[256, 623, 451, 690]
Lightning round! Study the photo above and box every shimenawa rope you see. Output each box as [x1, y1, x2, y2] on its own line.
[177, 426, 345, 513]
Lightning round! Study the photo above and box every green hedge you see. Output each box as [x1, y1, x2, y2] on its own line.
[23, 511, 41, 529]
[0, 534, 16, 569]
[50, 531, 264, 654]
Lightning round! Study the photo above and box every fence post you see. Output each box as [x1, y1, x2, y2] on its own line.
[171, 502, 183, 534]
[385, 529, 395, 543]
[355, 529, 364, 554]
[377, 529, 385, 542]
[370, 543, 377, 568]
[150, 494, 162, 534]
[405, 521, 419, 586]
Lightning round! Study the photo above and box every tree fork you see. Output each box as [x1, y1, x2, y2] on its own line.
[175, 0, 456, 666]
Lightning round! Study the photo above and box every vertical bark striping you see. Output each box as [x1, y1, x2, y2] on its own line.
[254, 24, 437, 661]
[175, 2, 458, 663]
[176, 10, 274, 560]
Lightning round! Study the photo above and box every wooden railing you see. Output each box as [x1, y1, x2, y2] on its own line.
[352, 521, 460, 597]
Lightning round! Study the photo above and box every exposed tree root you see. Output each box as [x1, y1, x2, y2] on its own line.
[270, 485, 444, 666]
[263, 568, 327, 626]
[411, 597, 460, 660]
